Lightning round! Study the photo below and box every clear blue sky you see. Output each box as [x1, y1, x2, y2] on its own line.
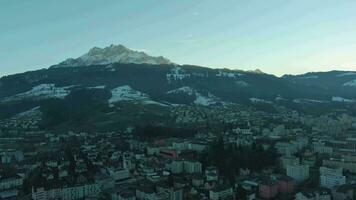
[1, 0, 356, 77]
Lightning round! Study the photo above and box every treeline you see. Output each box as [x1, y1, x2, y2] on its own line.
[40, 89, 111, 129]
[134, 124, 198, 141]
[199, 137, 278, 183]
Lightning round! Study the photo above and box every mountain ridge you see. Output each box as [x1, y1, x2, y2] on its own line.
[50, 44, 173, 68]
[1, 44, 356, 123]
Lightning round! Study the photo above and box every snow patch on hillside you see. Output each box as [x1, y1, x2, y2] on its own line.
[332, 96, 356, 103]
[167, 86, 219, 106]
[167, 86, 195, 96]
[109, 85, 148, 103]
[1, 84, 71, 102]
[249, 98, 272, 104]
[194, 93, 218, 106]
[275, 96, 287, 101]
[109, 85, 166, 106]
[293, 99, 329, 104]
[87, 85, 106, 89]
[298, 75, 319, 79]
[337, 72, 356, 77]
[14, 106, 42, 118]
[235, 81, 249, 87]
[216, 71, 243, 78]
[343, 79, 356, 87]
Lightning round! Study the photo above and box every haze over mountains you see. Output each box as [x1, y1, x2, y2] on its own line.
[1, 44, 356, 128]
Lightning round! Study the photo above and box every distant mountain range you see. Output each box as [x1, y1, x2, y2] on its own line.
[1, 44, 356, 127]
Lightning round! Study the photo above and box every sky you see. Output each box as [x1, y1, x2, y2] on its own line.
[1, 0, 356, 77]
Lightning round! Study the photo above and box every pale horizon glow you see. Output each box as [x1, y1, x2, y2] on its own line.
[1, 0, 356, 77]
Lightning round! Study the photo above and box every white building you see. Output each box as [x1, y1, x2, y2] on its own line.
[183, 160, 202, 174]
[209, 185, 233, 200]
[275, 142, 298, 156]
[0, 175, 24, 190]
[286, 164, 309, 182]
[188, 142, 207, 152]
[313, 142, 333, 155]
[281, 156, 300, 169]
[319, 167, 346, 189]
[107, 168, 130, 181]
[172, 140, 189, 150]
[31, 183, 101, 200]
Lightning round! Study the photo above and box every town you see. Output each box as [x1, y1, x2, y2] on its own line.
[1, 104, 356, 200]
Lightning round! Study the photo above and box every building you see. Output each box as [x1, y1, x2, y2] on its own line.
[319, 167, 346, 189]
[183, 160, 202, 174]
[205, 166, 219, 182]
[286, 164, 309, 182]
[107, 168, 130, 181]
[135, 186, 155, 200]
[259, 179, 279, 199]
[332, 184, 356, 200]
[31, 182, 101, 200]
[313, 142, 333, 155]
[275, 142, 298, 156]
[295, 188, 331, 200]
[188, 141, 207, 152]
[0, 150, 24, 164]
[209, 185, 233, 200]
[170, 187, 183, 200]
[170, 160, 184, 174]
[0, 189, 19, 199]
[276, 175, 295, 194]
[192, 174, 204, 187]
[160, 149, 178, 158]
[323, 158, 356, 173]
[281, 156, 299, 169]
[0, 174, 24, 191]
[111, 190, 136, 200]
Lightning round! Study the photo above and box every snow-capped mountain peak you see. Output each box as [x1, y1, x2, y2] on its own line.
[51, 44, 173, 68]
